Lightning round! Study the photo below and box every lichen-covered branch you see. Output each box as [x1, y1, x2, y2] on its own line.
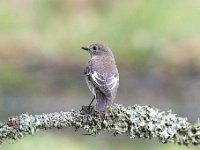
[0, 104, 200, 146]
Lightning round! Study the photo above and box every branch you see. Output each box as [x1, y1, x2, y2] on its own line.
[0, 104, 200, 146]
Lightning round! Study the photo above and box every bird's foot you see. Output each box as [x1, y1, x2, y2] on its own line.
[80, 105, 95, 115]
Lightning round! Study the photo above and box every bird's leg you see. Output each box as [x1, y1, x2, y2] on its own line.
[81, 96, 95, 115]
[83, 96, 95, 114]
[88, 96, 95, 107]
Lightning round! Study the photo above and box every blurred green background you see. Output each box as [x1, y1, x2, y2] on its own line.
[0, 0, 200, 149]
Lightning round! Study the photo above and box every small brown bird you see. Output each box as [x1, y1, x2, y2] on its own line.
[82, 43, 119, 112]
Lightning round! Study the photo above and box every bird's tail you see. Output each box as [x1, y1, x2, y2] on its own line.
[95, 91, 112, 112]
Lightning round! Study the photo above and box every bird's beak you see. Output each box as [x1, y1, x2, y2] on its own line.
[81, 46, 89, 51]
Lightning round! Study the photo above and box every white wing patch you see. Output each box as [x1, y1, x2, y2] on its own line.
[106, 75, 119, 90]
[91, 71, 105, 87]
[91, 71, 118, 90]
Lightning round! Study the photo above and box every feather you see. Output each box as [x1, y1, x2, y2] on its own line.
[95, 90, 112, 112]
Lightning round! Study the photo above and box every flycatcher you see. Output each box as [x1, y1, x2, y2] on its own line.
[82, 43, 119, 112]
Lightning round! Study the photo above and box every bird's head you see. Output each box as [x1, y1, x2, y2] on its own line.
[82, 43, 113, 57]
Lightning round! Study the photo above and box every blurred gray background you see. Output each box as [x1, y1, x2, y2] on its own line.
[0, 0, 200, 150]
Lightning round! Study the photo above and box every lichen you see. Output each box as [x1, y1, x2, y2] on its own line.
[0, 103, 200, 146]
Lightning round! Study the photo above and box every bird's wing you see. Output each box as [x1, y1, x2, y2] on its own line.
[84, 65, 119, 96]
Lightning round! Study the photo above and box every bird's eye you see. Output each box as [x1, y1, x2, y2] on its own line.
[93, 46, 97, 51]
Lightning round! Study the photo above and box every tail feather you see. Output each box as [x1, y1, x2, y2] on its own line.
[96, 91, 112, 112]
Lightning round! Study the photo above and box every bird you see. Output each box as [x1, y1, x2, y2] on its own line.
[82, 43, 119, 112]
